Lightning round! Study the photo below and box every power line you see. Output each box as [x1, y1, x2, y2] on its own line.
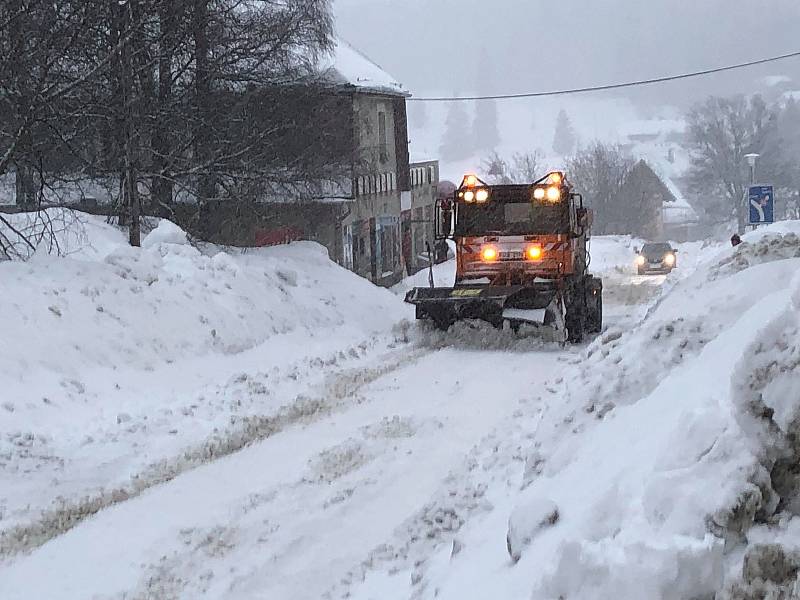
[408, 50, 800, 102]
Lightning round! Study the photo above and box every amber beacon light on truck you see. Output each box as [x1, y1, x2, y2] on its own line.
[457, 174, 491, 204]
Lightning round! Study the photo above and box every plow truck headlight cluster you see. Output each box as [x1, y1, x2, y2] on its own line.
[475, 189, 490, 203]
[635, 255, 646, 266]
[481, 246, 498, 262]
[664, 253, 676, 266]
[526, 244, 543, 260]
[546, 186, 561, 202]
[532, 186, 562, 202]
[463, 190, 475, 203]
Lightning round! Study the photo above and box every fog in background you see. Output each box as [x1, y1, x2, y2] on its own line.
[334, 0, 800, 109]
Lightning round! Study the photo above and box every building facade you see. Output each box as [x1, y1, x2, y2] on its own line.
[196, 39, 441, 287]
[249, 40, 442, 287]
[403, 160, 439, 274]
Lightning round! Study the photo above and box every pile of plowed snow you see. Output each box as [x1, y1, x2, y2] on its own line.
[0, 212, 407, 541]
[399, 222, 800, 600]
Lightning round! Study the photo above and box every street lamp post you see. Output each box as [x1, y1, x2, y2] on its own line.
[742, 153, 760, 233]
[744, 153, 759, 185]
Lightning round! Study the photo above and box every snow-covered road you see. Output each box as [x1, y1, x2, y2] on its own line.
[1, 341, 572, 599]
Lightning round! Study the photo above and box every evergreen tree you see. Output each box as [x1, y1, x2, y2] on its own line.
[409, 101, 428, 130]
[472, 48, 500, 151]
[439, 98, 474, 162]
[552, 109, 577, 156]
[473, 99, 500, 151]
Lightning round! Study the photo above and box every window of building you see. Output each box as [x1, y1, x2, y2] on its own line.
[378, 112, 388, 163]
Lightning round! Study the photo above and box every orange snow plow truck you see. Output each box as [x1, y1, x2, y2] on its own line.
[405, 172, 602, 342]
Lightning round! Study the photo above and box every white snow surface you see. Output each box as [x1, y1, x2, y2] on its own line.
[0, 213, 405, 538]
[2, 213, 800, 600]
[320, 38, 406, 96]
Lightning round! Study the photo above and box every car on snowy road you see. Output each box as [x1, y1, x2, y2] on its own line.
[634, 242, 677, 275]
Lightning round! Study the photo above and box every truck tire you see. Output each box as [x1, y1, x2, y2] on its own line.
[566, 308, 584, 343]
[587, 291, 603, 333]
[565, 284, 585, 343]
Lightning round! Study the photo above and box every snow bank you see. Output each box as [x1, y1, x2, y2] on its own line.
[0, 212, 407, 538]
[141, 219, 188, 248]
[499, 222, 800, 598]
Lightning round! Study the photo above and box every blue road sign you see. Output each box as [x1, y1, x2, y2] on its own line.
[748, 185, 774, 224]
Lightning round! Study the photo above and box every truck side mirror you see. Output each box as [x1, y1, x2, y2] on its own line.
[576, 207, 592, 229]
[435, 200, 453, 240]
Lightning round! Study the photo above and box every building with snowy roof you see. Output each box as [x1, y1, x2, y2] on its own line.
[201, 38, 439, 287]
[610, 160, 698, 242]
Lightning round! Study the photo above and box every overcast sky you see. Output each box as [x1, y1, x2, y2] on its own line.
[334, 0, 800, 108]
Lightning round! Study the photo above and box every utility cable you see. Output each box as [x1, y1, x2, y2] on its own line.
[408, 50, 800, 102]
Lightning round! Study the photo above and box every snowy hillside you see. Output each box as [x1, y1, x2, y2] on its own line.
[408, 96, 687, 183]
[2, 212, 800, 600]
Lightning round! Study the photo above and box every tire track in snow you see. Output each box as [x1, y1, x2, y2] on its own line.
[0, 344, 433, 559]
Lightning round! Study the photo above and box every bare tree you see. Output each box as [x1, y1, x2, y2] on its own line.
[1, 0, 338, 253]
[482, 150, 543, 184]
[685, 94, 778, 233]
[567, 142, 633, 235]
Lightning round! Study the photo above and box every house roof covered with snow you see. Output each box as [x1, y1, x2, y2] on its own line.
[319, 39, 408, 97]
[618, 118, 686, 139]
[637, 159, 699, 225]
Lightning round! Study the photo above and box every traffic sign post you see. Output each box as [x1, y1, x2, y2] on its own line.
[748, 185, 774, 226]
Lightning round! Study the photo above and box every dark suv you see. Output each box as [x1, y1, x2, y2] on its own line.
[635, 242, 677, 275]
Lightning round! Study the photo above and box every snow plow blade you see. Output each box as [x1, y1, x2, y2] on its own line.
[405, 284, 563, 332]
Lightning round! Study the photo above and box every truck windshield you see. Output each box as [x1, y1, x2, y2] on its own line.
[455, 201, 569, 236]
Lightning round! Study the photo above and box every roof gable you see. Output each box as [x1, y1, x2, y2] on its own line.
[319, 39, 408, 97]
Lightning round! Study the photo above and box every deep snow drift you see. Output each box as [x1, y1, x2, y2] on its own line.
[1, 213, 407, 551]
[349, 224, 800, 600]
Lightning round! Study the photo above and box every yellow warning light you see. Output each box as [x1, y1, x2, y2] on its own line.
[465, 174, 478, 188]
[475, 189, 490, 203]
[526, 245, 543, 260]
[533, 187, 546, 200]
[546, 186, 561, 202]
[549, 171, 563, 185]
[481, 246, 498, 262]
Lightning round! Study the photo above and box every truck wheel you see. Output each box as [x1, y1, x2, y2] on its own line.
[588, 291, 603, 333]
[565, 292, 585, 343]
[566, 310, 584, 343]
